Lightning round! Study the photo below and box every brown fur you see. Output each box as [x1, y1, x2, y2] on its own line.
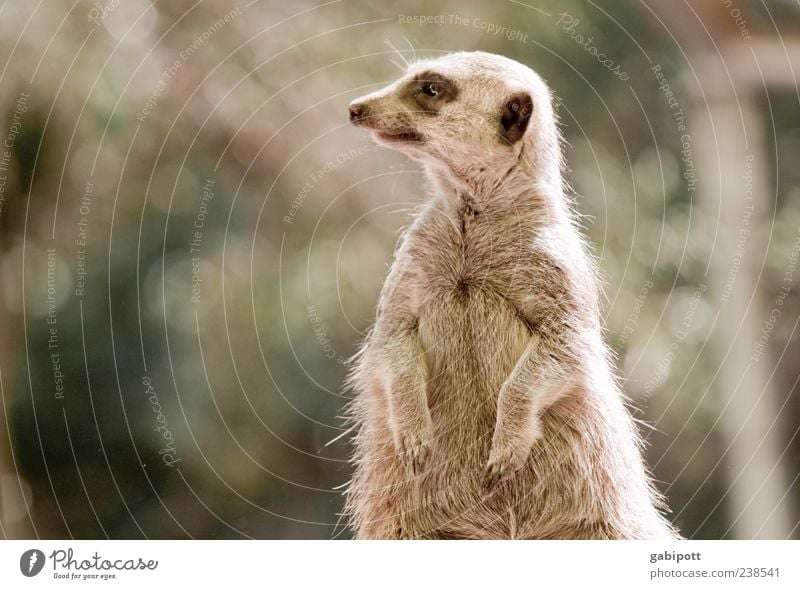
[343, 52, 679, 539]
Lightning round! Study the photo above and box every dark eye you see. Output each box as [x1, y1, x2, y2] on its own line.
[421, 82, 440, 97]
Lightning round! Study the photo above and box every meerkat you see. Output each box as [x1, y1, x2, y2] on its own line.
[343, 51, 679, 539]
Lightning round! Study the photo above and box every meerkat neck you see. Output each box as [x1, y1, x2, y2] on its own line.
[423, 160, 568, 226]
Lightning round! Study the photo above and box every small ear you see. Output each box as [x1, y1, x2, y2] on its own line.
[500, 92, 533, 144]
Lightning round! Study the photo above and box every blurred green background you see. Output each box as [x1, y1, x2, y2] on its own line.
[0, 0, 799, 539]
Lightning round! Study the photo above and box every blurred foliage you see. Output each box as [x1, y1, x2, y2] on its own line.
[0, 0, 798, 539]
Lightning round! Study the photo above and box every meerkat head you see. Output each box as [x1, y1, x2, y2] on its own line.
[348, 51, 559, 192]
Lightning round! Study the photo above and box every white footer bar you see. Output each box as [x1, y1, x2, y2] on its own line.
[1, 540, 798, 588]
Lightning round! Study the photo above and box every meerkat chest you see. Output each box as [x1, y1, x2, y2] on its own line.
[409, 210, 529, 300]
[400, 211, 534, 390]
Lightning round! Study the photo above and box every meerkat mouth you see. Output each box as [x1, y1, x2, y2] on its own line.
[375, 130, 423, 143]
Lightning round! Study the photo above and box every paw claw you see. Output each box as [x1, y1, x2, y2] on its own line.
[482, 459, 510, 493]
[482, 445, 528, 493]
[398, 428, 432, 476]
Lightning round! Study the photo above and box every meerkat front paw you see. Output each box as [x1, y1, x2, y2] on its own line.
[483, 417, 542, 492]
[482, 443, 530, 492]
[394, 418, 433, 476]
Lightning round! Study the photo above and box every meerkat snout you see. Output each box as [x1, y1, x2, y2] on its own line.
[348, 101, 369, 124]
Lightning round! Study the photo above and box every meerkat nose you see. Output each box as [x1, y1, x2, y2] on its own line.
[349, 101, 370, 124]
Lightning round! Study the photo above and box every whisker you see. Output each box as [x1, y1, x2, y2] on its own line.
[384, 38, 409, 68]
[403, 36, 417, 62]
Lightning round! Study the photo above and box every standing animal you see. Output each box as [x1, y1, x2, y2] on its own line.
[343, 51, 679, 539]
